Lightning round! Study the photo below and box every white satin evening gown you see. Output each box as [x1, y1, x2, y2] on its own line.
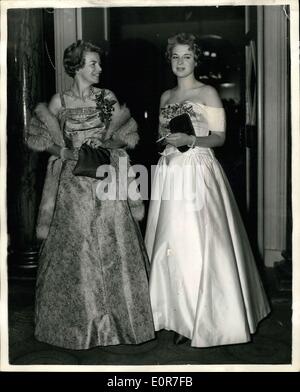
[145, 101, 271, 348]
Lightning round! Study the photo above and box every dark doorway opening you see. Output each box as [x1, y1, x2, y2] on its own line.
[103, 6, 247, 234]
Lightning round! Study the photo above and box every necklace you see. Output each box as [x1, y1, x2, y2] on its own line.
[67, 86, 95, 102]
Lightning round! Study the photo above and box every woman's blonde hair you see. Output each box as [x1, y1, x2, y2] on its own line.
[166, 33, 202, 65]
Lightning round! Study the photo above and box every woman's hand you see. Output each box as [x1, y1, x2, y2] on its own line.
[85, 137, 104, 148]
[60, 147, 78, 161]
[101, 139, 126, 149]
[85, 137, 125, 149]
[165, 133, 195, 148]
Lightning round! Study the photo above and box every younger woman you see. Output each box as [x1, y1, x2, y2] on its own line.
[145, 33, 270, 348]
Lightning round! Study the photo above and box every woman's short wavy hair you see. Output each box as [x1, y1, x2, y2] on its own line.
[63, 40, 102, 78]
[166, 33, 202, 65]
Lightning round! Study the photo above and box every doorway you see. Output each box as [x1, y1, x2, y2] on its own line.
[101, 6, 249, 234]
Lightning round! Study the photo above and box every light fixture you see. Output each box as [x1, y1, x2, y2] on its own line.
[220, 83, 236, 88]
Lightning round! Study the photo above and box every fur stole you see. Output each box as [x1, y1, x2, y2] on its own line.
[105, 105, 139, 149]
[26, 103, 65, 151]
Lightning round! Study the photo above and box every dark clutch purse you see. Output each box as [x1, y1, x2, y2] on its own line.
[169, 113, 195, 153]
[73, 143, 111, 179]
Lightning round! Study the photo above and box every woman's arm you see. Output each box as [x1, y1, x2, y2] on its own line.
[191, 131, 225, 148]
[156, 90, 172, 142]
[160, 90, 171, 108]
[96, 90, 127, 149]
[195, 86, 225, 147]
[102, 138, 126, 149]
[46, 144, 77, 160]
[48, 93, 62, 117]
[165, 131, 225, 149]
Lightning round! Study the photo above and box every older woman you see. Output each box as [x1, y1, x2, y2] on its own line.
[26, 40, 154, 349]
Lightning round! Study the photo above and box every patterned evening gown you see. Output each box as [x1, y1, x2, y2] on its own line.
[145, 101, 271, 348]
[34, 94, 155, 349]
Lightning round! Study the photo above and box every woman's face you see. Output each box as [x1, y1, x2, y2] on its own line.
[76, 51, 102, 85]
[171, 44, 196, 78]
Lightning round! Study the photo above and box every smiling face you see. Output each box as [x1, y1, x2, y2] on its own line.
[171, 44, 196, 78]
[76, 51, 102, 85]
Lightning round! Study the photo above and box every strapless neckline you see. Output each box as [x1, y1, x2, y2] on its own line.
[161, 101, 223, 110]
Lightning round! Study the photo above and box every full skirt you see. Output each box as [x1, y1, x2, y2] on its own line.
[145, 147, 270, 347]
[35, 159, 155, 349]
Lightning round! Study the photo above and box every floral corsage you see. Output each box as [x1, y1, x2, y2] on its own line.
[94, 89, 117, 128]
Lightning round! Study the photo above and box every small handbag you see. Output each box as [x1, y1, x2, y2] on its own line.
[169, 113, 195, 153]
[72, 143, 111, 179]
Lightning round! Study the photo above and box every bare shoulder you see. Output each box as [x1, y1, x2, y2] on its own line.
[48, 93, 62, 116]
[201, 85, 223, 108]
[160, 90, 171, 108]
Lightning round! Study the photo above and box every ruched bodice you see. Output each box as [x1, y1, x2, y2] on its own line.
[59, 107, 106, 149]
[159, 101, 226, 137]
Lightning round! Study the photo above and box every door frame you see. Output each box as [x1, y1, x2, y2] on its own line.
[246, 5, 289, 267]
